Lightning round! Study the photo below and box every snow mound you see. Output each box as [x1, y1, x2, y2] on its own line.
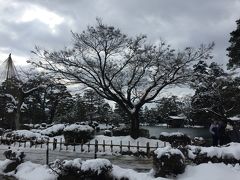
[15, 161, 57, 180]
[177, 163, 240, 180]
[154, 146, 185, 159]
[112, 165, 166, 180]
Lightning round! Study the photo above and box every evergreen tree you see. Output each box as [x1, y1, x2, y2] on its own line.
[227, 19, 240, 69]
[191, 62, 240, 126]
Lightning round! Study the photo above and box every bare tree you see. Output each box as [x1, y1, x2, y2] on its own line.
[30, 20, 213, 138]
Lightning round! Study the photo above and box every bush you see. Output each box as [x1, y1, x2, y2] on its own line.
[49, 158, 112, 180]
[153, 146, 185, 177]
[112, 127, 149, 138]
[159, 132, 191, 147]
[63, 124, 94, 144]
[139, 128, 150, 138]
[3, 149, 25, 173]
[41, 124, 65, 137]
[186, 143, 240, 164]
[112, 127, 129, 136]
[104, 130, 112, 137]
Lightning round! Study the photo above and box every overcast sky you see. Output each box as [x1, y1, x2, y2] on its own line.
[0, 0, 240, 64]
[0, 0, 240, 96]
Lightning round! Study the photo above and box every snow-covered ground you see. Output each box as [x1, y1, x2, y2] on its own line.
[0, 159, 240, 180]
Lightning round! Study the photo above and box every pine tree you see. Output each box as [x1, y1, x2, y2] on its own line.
[227, 19, 240, 69]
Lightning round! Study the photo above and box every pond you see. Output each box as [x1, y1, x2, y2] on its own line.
[0, 175, 16, 180]
[142, 126, 211, 139]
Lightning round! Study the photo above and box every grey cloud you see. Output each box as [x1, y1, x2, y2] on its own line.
[0, 0, 240, 66]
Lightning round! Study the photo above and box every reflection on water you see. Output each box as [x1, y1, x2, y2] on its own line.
[142, 126, 211, 139]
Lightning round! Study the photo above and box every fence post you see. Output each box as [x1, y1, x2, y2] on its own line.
[146, 142, 150, 158]
[60, 138, 62, 151]
[88, 142, 90, 152]
[30, 140, 33, 148]
[137, 141, 139, 152]
[156, 142, 159, 149]
[46, 141, 49, 165]
[128, 141, 130, 152]
[41, 138, 43, 148]
[35, 139, 37, 148]
[103, 140, 105, 152]
[120, 140, 122, 154]
[110, 140, 113, 152]
[164, 141, 166, 147]
[53, 138, 57, 150]
[81, 139, 84, 152]
[24, 140, 26, 148]
[73, 139, 76, 152]
[94, 140, 98, 159]
[13, 136, 16, 146]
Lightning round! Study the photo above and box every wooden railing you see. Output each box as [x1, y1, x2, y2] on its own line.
[0, 136, 167, 164]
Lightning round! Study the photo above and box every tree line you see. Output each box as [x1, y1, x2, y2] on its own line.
[0, 17, 239, 138]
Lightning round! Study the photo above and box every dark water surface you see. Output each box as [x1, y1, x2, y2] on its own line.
[142, 126, 211, 139]
[0, 175, 16, 180]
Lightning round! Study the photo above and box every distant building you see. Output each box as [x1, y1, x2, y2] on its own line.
[166, 115, 186, 128]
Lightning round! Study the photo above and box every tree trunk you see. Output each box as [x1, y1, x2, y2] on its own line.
[15, 92, 24, 130]
[129, 112, 140, 139]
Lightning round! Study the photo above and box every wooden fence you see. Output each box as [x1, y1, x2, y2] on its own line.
[0, 136, 167, 164]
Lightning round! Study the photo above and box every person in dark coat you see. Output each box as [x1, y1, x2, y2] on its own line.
[218, 120, 227, 145]
[209, 120, 219, 146]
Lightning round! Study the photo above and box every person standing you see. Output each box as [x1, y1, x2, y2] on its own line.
[209, 120, 219, 146]
[218, 120, 226, 145]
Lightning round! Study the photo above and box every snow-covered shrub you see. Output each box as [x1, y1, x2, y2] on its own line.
[153, 146, 185, 177]
[186, 143, 240, 164]
[192, 137, 206, 146]
[159, 132, 191, 146]
[21, 124, 34, 130]
[63, 124, 94, 144]
[112, 126, 129, 136]
[104, 130, 112, 136]
[4, 149, 25, 162]
[0, 128, 5, 135]
[2, 149, 25, 173]
[112, 127, 149, 138]
[40, 124, 65, 137]
[4, 130, 49, 143]
[50, 158, 82, 179]
[81, 159, 112, 179]
[49, 158, 112, 180]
